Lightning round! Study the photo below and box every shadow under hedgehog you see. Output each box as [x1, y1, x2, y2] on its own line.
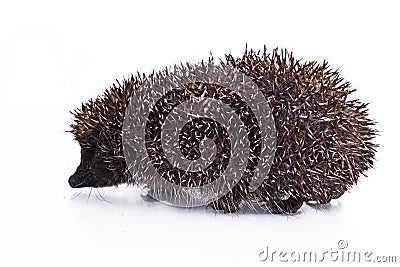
[68, 47, 377, 214]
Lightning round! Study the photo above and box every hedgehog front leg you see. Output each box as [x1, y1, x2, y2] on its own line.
[207, 187, 243, 213]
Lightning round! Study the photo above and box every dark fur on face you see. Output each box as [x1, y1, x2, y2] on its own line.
[69, 146, 115, 188]
[68, 125, 129, 188]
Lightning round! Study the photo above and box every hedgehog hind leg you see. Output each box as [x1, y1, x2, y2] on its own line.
[254, 187, 304, 214]
[306, 184, 347, 206]
[266, 195, 304, 214]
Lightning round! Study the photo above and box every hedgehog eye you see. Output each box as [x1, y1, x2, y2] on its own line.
[94, 151, 102, 160]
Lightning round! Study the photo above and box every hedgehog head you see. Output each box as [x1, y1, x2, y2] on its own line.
[69, 144, 115, 188]
[69, 86, 131, 188]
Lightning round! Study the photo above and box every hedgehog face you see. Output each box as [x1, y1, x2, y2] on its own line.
[69, 146, 115, 188]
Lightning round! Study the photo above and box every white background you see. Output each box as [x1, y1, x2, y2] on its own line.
[0, 1, 399, 266]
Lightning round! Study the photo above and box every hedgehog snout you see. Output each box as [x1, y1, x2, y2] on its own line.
[68, 174, 80, 188]
[68, 168, 88, 188]
[69, 161, 114, 188]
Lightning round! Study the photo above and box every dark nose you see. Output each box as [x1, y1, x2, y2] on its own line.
[69, 174, 81, 188]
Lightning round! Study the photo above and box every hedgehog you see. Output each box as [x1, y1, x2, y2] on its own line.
[68, 47, 377, 214]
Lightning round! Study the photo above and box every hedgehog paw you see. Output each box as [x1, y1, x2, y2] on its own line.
[207, 193, 242, 213]
[266, 196, 304, 214]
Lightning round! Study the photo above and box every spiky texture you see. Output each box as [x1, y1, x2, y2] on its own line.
[225, 48, 377, 213]
[69, 47, 377, 214]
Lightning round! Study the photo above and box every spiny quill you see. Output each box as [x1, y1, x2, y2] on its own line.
[68, 47, 377, 214]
